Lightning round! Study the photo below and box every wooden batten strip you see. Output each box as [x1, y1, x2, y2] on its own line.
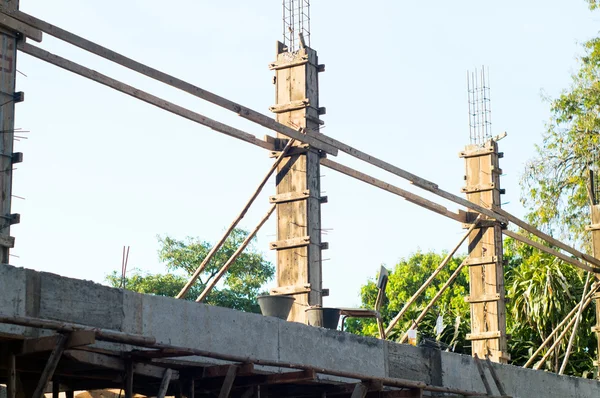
[466, 331, 502, 341]
[270, 236, 311, 250]
[465, 294, 501, 304]
[586, 223, 600, 231]
[269, 99, 310, 114]
[269, 190, 311, 204]
[269, 58, 309, 70]
[464, 256, 498, 266]
[270, 284, 311, 295]
[461, 183, 496, 194]
[0, 235, 15, 248]
[458, 146, 495, 158]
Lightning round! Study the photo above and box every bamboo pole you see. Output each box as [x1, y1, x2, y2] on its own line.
[399, 258, 469, 344]
[385, 217, 481, 335]
[533, 294, 596, 370]
[0, 313, 488, 396]
[559, 272, 592, 375]
[523, 282, 598, 368]
[176, 140, 294, 299]
[196, 205, 276, 302]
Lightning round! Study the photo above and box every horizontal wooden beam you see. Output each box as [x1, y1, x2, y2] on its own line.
[64, 350, 179, 380]
[464, 256, 498, 266]
[466, 331, 502, 341]
[321, 159, 465, 223]
[0, 13, 42, 42]
[464, 294, 501, 304]
[21, 331, 95, 354]
[3, 9, 337, 155]
[270, 236, 310, 250]
[269, 190, 311, 204]
[270, 284, 311, 295]
[17, 42, 274, 152]
[269, 99, 310, 114]
[503, 229, 600, 274]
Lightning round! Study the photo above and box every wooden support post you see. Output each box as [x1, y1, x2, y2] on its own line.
[463, 141, 508, 363]
[52, 378, 59, 398]
[157, 368, 173, 398]
[591, 204, 600, 379]
[7, 352, 16, 398]
[271, 41, 324, 323]
[32, 334, 67, 398]
[125, 359, 134, 398]
[218, 366, 237, 398]
[0, 0, 19, 264]
[350, 383, 369, 398]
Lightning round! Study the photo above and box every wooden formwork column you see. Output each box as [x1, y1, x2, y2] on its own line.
[0, 0, 20, 264]
[589, 205, 600, 378]
[461, 141, 508, 363]
[270, 41, 325, 324]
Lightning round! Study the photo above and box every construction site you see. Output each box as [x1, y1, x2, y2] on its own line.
[0, 1, 600, 397]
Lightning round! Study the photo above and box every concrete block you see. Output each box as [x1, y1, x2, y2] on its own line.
[0, 264, 27, 335]
[278, 322, 386, 378]
[386, 341, 439, 385]
[141, 294, 280, 361]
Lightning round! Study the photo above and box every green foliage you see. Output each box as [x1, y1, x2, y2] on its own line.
[106, 228, 274, 313]
[345, 252, 472, 354]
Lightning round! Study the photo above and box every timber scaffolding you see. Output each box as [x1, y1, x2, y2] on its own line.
[0, 1, 598, 397]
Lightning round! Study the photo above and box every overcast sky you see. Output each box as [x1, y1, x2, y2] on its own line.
[9, 0, 600, 307]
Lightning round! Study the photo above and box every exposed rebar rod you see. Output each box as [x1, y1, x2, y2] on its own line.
[523, 282, 598, 368]
[196, 204, 277, 303]
[559, 272, 592, 375]
[385, 216, 481, 336]
[176, 139, 295, 299]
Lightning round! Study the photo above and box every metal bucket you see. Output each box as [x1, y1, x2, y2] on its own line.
[257, 295, 295, 320]
[305, 307, 340, 330]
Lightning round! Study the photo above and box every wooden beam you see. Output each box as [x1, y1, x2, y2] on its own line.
[503, 230, 598, 274]
[21, 331, 95, 354]
[17, 42, 274, 152]
[264, 370, 316, 385]
[218, 366, 237, 398]
[2, 9, 338, 155]
[0, 13, 42, 42]
[176, 138, 295, 299]
[321, 159, 465, 223]
[52, 378, 59, 398]
[270, 284, 311, 295]
[7, 352, 16, 398]
[350, 383, 369, 398]
[157, 368, 173, 398]
[32, 334, 67, 398]
[202, 363, 254, 378]
[269, 236, 311, 250]
[498, 208, 600, 271]
[64, 350, 178, 379]
[125, 360, 133, 398]
[196, 205, 276, 302]
[466, 331, 502, 341]
[269, 190, 311, 204]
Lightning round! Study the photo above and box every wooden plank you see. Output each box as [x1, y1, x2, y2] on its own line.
[176, 139, 295, 299]
[0, 234, 14, 248]
[269, 190, 311, 204]
[202, 363, 254, 378]
[591, 204, 600, 376]
[7, 352, 16, 398]
[321, 159, 465, 223]
[0, 13, 41, 42]
[269, 99, 310, 113]
[351, 383, 369, 398]
[17, 42, 274, 152]
[466, 331, 502, 341]
[461, 183, 496, 194]
[458, 146, 495, 158]
[52, 378, 59, 398]
[21, 330, 95, 354]
[64, 350, 178, 379]
[497, 208, 600, 271]
[465, 294, 501, 304]
[270, 236, 311, 250]
[270, 284, 311, 295]
[125, 360, 133, 398]
[585, 223, 600, 231]
[265, 370, 316, 384]
[3, 9, 338, 154]
[473, 354, 493, 396]
[196, 205, 276, 302]
[157, 368, 172, 398]
[503, 230, 598, 274]
[218, 366, 237, 398]
[32, 334, 67, 398]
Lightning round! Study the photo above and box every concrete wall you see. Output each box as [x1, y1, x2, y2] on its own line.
[1, 264, 599, 397]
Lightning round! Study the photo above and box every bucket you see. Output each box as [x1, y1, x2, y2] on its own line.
[305, 307, 340, 330]
[257, 295, 295, 320]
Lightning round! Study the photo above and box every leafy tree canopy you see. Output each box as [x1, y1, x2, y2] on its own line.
[106, 228, 274, 313]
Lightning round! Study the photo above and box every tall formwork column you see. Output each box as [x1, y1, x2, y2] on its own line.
[0, 0, 20, 264]
[461, 140, 508, 363]
[269, 41, 326, 324]
[589, 204, 600, 378]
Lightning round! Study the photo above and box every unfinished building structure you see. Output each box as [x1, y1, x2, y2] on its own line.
[0, 1, 599, 397]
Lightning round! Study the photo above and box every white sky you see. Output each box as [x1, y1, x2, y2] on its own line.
[9, 0, 600, 307]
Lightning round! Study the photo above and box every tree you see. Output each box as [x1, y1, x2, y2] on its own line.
[106, 228, 274, 313]
[345, 252, 472, 354]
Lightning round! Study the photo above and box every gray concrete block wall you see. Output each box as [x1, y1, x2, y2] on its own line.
[1, 264, 600, 398]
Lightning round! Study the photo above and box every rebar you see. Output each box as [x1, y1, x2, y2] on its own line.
[283, 0, 310, 52]
[467, 67, 492, 146]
